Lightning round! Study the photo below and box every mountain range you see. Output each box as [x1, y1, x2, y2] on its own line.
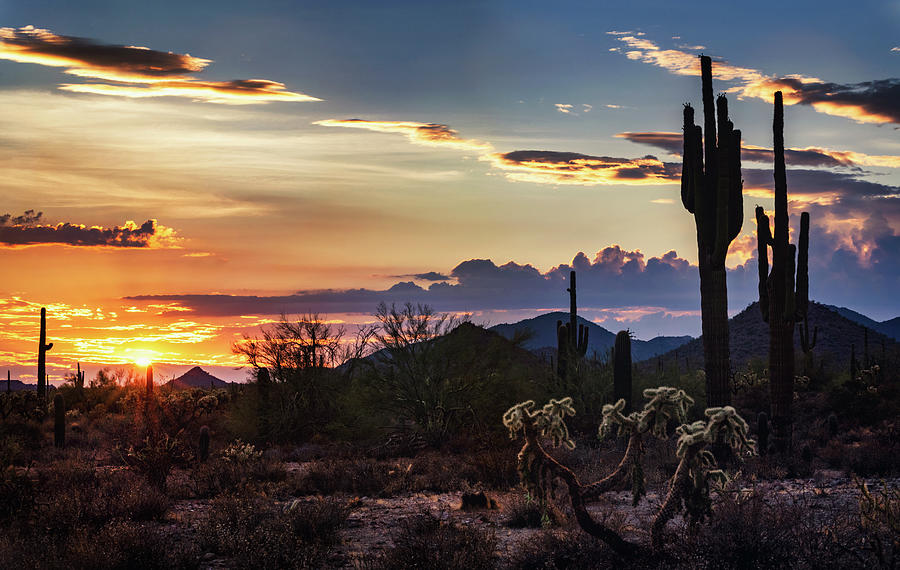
[489, 311, 692, 361]
[647, 301, 897, 373]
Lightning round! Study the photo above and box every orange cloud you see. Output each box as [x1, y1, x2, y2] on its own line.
[0, 211, 181, 248]
[483, 150, 680, 186]
[313, 119, 492, 151]
[0, 25, 320, 104]
[612, 34, 900, 125]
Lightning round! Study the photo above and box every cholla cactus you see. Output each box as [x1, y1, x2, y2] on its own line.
[651, 405, 755, 548]
[504, 387, 754, 555]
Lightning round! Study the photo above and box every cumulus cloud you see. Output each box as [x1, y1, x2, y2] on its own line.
[313, 119, 492, 151]
[126, 246, 706, 317]
[0, 25, 320, 104]
[617, 131, 900, 169]
[483, 150, 680, 185]
[391, 271, 451, 281]
[125, 209, 900, 330]
[612, 34, 900, 125]
[0, 210, 180, 248]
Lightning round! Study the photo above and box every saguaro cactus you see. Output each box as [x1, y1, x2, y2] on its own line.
[146, 364, 154, 396]
[556, 271, 589, 380]
[198, 425, 210, 462]
[54, 393, 65, 448]
[756, 91, 811, 452]
[75, 362, 85, 390]
[612, 331, 633, 413]
[37, 307, 53, 401]
[681, 55, 743, 408]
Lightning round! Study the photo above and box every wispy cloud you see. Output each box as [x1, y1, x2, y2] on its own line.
[616, 131, 900, 168]
[313, 119, 492, 151]
[0, 210, 180, 248]
[0, 26, 320, 104]
[483, 150, 679, 186]
[555, 103, 574, 114]
[611, 33, 900, 124]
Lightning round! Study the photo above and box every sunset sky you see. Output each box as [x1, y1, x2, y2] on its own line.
[1, 1, 898, 383]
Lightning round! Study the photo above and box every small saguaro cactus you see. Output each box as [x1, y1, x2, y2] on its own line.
[6, 370, 10, 394]
[198, 425, 210, 462]
[556, 271, 589, 381]
[612, 331, 633, 413]
[75, 362, 86, 390]
[146, 364, 154, 397]
[257, 367, 271, 437]
[37, 307, 53, 401]
[757, 411, 770, 456]
[798, 316, 818, 377]
[681, 55, 743, 409]
[54, 393, 65, 448]
[756, 90, 812, 452]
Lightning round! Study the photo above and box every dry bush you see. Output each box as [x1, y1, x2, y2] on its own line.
[198, 493, 349, 569]
[360, 512, 497, 570]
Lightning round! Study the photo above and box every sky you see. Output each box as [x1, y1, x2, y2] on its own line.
[0, 0, 898, 382]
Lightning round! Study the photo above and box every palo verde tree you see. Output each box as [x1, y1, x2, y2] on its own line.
[367, 302, 473, 445]
[755, 91, 811, 451]
[681, 55, 744, 407]
[503, 387, 755, 554]
[232, 313, 373, 440]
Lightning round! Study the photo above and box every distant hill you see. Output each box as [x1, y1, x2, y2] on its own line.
[489, 312, 693, 362]
[1, 379, 35, 392]
[824, 304, 900, 341]
[165, 366, 229, 390]
[647, 301, 897, 373]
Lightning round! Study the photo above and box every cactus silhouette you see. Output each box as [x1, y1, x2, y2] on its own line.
[198, 425, 210, 462]
[37, 307, 53, 401]
[75, 362, 85, 390]
[756, 91, 811, 452]
[612, 331, 633, 413]
[556, 271, 589, 381]
[798, 316, 817, 376]
[146, 364, 154, 397]
[757, 411, 769, 456]
[681, 55, 743, 408]
[54, 393, 65, 448]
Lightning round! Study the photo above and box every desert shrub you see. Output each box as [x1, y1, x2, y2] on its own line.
[292, 457, 396, 496]
[67, 520, 200, 570]
[183, 441, 286, 498]
[37, 462, 169, 533]
[120, 433, 189, 491]
[198, 494, 347, 569]
[504, 493, 553, 528]
[510, 530, 629, 570]
[676, 486, 866, 569]
[0, 520, 200, 570]
[0, 466, 34, 521]
[361, 513, 497, 570]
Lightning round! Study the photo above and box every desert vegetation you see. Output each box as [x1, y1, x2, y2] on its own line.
[2, 56, 898, 569]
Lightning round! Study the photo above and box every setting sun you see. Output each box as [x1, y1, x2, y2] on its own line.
[134, 356, 152, 368]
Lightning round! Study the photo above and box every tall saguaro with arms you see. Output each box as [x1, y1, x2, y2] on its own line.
[756, 91, 811, 452]
[681, 55, 744, 407]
